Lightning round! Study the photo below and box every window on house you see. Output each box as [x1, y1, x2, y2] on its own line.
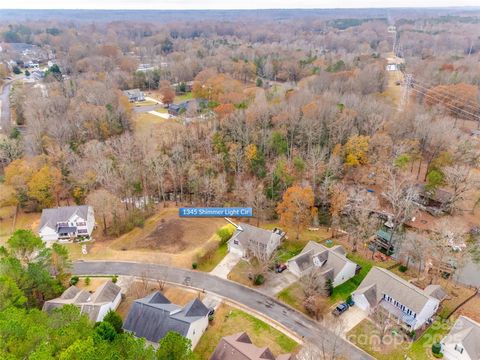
[233, 240, 239, 245]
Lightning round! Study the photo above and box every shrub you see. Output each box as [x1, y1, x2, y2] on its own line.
[208, 314, 214, 322]
[216, 224, 236, 245]
[253, 274, 265, 285]
[69, 276, 79, 286]
[432, 343, 442, 355]
[399, 265, 408, 273]
[85, 277, 91, 286]
[192, 262, 198, 270]
[111, 275, 118, 283]
[103, 310, 123, 334]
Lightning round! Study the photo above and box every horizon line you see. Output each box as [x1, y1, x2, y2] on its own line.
[1, 6, 480, 11]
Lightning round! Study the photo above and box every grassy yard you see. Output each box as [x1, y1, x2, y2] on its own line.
[174, 92, 193, 103]
[329, 252, 374, 304]
[194, 304, 298, 359]
[347, 316, 453, 360]
[196, 243, 228, 272]
[277, 282, 307, 314]
[227, 260, 253, 287]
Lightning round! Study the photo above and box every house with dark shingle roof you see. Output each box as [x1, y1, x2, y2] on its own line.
[123, 88, 145, 102]
[352, 267, 441, 330]
[123, 291, 210, 348]
[228, 223, 285, 259]
[287, 241, 359, 287]
[43, 280, 121, 322]
[210, 332, 292, 360]
[39, 205, 95, 244]
[441, 316, 480, 360]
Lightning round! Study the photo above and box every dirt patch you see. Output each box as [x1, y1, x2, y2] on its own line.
[141, 218, 186, 251]
[454, 295, 480, 323]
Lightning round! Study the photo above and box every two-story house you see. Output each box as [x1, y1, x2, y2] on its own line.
[38, 205, 95, 244]
[352, 267, 443, 330]
[228, 223, 285, 259]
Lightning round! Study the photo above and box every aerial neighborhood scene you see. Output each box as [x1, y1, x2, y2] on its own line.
[1, 1, 480, 359]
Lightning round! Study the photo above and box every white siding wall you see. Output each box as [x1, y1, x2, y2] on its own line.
[287, 260, 302, 277]
[266, 238, 280, 258]
[333, 261, 357, 287]
[353, 294, 371, 311]
[414, 298, 440, 330]
[186, 316, 209, 349]
[95, 292, 122, 322]
[39, 226, 59, 242]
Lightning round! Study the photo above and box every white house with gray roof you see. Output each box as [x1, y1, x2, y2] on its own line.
[38, 205, 95, 244]
[43, 280, 121, 322]
[228, 223, 285, 259]
[352, 267, 441, 330]
[123, 291, 210, 348]
[287, 242, 359, 287]
[441, 316, 480, 360]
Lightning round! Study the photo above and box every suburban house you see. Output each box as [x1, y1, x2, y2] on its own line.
[168, 98, 208, 116]
[210, 332, 292, 360]
[441, 316, 480, 360]
[123, 88, 145, 102]
[287, 241, 359, 287]
[38, 205, 95, 244]
[352, 267, 442, 330]
[228, 223, 285, 259]
[123, 291, 210, 348]
[43, 280, 122, 322]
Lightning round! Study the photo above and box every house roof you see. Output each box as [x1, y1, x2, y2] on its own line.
[443, 316, 480, 360]
[353, 267, 439, 314]
[230, 223, 284, 251]
[39, 205, 91, 230]
[423, 285, 447, 301]
[210, 332, 291, 360]
[287, 241, 354, 278]
[123, 291, 209, 343]
[416, 184, 452, 205]
[123, 89, 143, 98]
[42, 280, 121, 321]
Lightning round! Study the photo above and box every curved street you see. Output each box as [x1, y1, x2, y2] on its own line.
[73, 260, 373, 360]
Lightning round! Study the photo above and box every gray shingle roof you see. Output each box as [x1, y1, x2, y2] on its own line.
[39, 205, 90, 229]
[42, 280, 121, 322]
[288, 241, 353, 278]
[230, 223, 284, 250]
[443, 316, 480, 359]
[210, 332, 291, 360]
[123, 292, 209, 343]
[353, 267, 439, 314]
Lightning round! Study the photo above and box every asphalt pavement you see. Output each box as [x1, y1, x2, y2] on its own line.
[73, 260, 373, 360]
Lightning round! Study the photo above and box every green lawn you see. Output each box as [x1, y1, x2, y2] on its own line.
[174, 92, 193, 103]
[277, 282, 307, 314]
[197, 243, 228, 272]
[276, 240, 305, 263]
[194, 304, 298, 359]
[407, 319, 452, 359]
[330, 252, 373, 304]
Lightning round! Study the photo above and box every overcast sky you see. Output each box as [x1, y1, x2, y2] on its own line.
[0, 0, 478, 10]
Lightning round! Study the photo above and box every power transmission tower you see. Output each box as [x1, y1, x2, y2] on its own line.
[400, 73, 413, 110]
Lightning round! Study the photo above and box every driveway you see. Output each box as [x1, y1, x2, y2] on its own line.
[261, 270, 298, 297]
[210, 252, 241, 279]
[73, 261, 373, 360]
[325, 306, 369, 338]
[147, 110, 171, 119]
[0, 81, 12, 132]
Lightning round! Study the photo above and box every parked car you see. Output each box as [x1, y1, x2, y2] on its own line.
[275, 263, 287, 273]
[332, 303, 349, 316]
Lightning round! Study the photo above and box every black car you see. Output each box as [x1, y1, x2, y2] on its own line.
[332, 303, 349, 316]
[275, 264, 287, 273]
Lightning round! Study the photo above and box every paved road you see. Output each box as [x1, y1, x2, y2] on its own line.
[0, 81, 12, 132]
[74, 261, 373, 360]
